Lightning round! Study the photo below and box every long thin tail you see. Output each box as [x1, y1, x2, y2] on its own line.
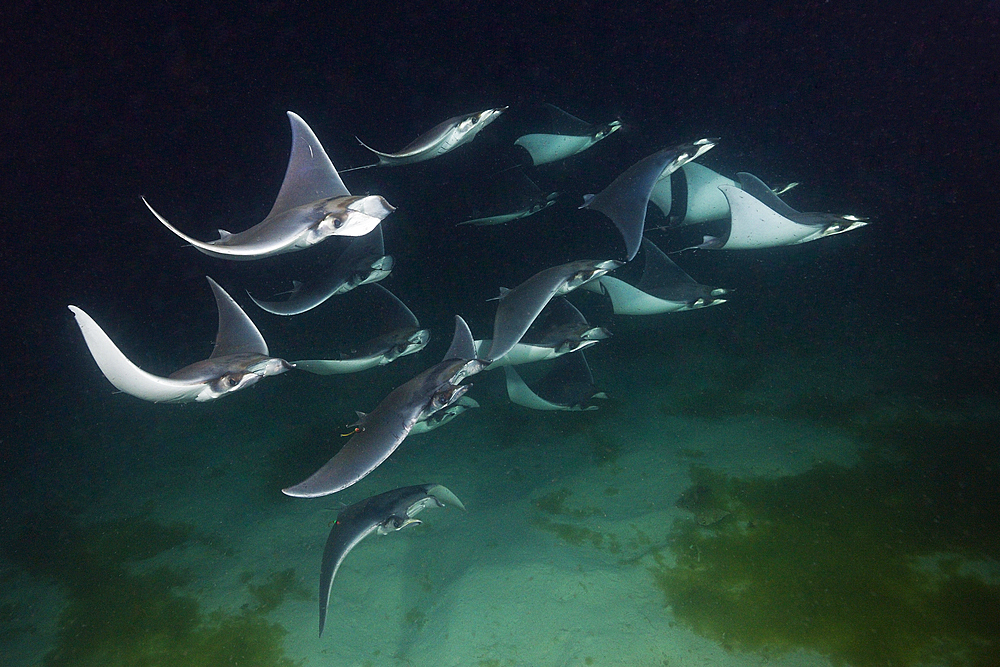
[340, 162, 378, 173]
[340, 135, 383, 172]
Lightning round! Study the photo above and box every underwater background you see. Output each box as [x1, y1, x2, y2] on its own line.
[1, 1, 999, 666]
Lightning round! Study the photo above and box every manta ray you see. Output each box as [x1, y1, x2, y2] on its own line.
[144, 112, 394, 260]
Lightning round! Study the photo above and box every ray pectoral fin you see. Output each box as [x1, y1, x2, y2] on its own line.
[319, 520, 379, 637]
[142, 197, 213, 249]
[582, 141, 717, 261]
[371, 283, 420, 329]
[719, 185, 817, 249]
[487, 284, 555, 362]
[428, 484, 467, 511]
[292, 358, 383, 375]
[597, 276, 681, 315]
[142, 197, 264, 259]
[282, 416, 411, 498]
[68, 306, 205, 403]
[355, 135, 395, 161]
[247, 289, 319, 317]
[206, 277, 269, 358]
[269, 112, 351, 220]
[443, 315, 477, 362]
[503, 364, 562, 410]
[282, 443, 376, 498]
[350, 194, 396, 220]
[734, 171, 800, 218]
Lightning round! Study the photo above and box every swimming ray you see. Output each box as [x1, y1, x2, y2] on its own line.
[583, 238, 728, 314]
[144, 111, 394, 260]
[699, 173, 867, 249]
[473, 296, 611, 366]
[293, 284, 430, 375]
[486, 260, 621, 364]
[248, 226, 393, 315]
[457, 172, 558, 227]
[351, 107, 507, 169]
[514, 104, 622, 166]
[282, 316, 485, 498]
[69, 277, 292, 403]
[581, 139, 717, 261]
[318, 484, 464, 636]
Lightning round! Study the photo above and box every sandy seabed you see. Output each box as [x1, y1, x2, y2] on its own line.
[2, 333, 993, 667]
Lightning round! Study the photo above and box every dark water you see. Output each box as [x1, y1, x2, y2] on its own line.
[1, 2, 998, 666]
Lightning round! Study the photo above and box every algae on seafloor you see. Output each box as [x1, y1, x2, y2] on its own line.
[651, 447, 1000, 667]
[3, 506, 301, 667]
[532, 515, 621, 552]
[246, 568, 311, 613]
[532, 487, 602, 518]
[532, 488, 622, 554]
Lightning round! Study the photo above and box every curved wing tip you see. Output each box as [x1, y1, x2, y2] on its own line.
[282, 479, 345, 498]
[429, 484, 467, 511]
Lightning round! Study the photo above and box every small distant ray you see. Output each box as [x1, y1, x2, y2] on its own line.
[349, 107, 507, 169]
[503, 351, 608, 411]
[292, 284, 430, 375]
[582, 238, 728, 315]
[457, 171, 558, 227]
[514, 104, 622, 166]
[248, 226, 393, 315]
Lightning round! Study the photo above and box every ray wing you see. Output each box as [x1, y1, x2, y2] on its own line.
[582, 140, 717, 261]
[207, 277, 268, 358]
[69, 306, 207, 403]
[268, 112, 351, 219]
